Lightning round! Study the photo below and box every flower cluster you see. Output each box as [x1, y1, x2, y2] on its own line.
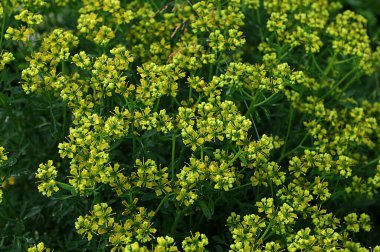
[4, 0, 45, 42]
[327, 10, 375, 74]
[227, 198, 379, 251]
[0, 51, 14, 70]
[0, 146, 7, 164]
[264, 0, 330, 53]
[35, 160, 59, 197]
[27, 242, 51, 252]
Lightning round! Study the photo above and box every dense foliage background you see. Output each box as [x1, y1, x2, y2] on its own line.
[0, 0, 379, 251]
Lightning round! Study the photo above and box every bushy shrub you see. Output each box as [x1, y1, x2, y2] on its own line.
[0, 0, 379, 251]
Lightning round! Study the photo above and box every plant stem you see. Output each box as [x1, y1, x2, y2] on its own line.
[227, 148, 243, 167]
[311, 53, 323, 74]
[170, 207, 188, 234]
[61, 103, 67, 140]
[251, 117, 260, 139]
[281, 107, 294, 157]
[256, 1, 265, 42]
[48, 93, 58, 135]
[322, 67, 357, 99]
[132, 125, 137, 159]
[229, 182, 251, 191]
[189, 86, 192, 100]
[244, 91, 278, 115]
[0, 11, 7, 50]
[171, 133, 176, 181]
[61, 61, 66, 75]
[154, 193, 173, 215]
[358, 157, 380, 170]
[323, 53, 337, 77]
[277, 133, 309, 163]
[257, 219, 273, 246]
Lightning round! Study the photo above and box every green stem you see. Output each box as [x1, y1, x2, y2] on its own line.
[311, 54, 323, 74]
[154, 193, 173, 215]
[48, 93, 58, 134]
[61, 61, 66, 75]
[229, 182, 251, 191]
[170, 207, 188, 234]
[323, 53, 337, 78]
[188, 86, 192, 100]
[269, 179, 274, 198]
[227, 148, 243, 167]
[241, 88, 256, 100]
[281, 108, 294, 157]
[257, 219, 274, 246]
[256, 2, 265, 42]
[322, 68, 357, 99]
[208, 61, 214, 82]
[341, 73, 360, 92]
[132, 125, 137, 159]
[277, 133, 309, 163]
[358, 158, 380, 170]
[251, 117, 260, 139]
[149, 0, 159, 10]
[61, 103, 68, 140]
[56, 181, 73, 191]
[244, 91, 278, 113]
[249, 95, 273, 112]
[173, 97, 181, 106]
[334, 57, 356, 65]
[0, 11, 7, 50]
[170, 211, 182, 234]
[154, 97, 161, 112]
[171, 133, 176, 181]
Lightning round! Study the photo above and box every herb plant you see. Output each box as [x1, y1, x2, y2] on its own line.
[0, 0, 380, 251]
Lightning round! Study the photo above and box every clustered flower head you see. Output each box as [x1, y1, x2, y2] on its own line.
[327, 10, 375, 74]
[27, 242, 51, 252]
[1, 0, 380, 250]
[4, 0, 45, 42]
[0, 51, 14, 70]
[35, 160, 59, 197]
[0, 146, 7, 164]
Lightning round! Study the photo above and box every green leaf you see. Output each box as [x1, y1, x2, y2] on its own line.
[212, 235, 227, 245]
[215, 245, 224, 252]
[239, 155, 248, 165]
[0, 92, 8, 106]
[199, 200, 212, 220]
[141, 192, 157, 201]
[57, 182, 77, 195]
[0, 157, 17, 169]
[141, 130, 158, 139]
[23, 206, 42, 220]
[52, 194, 76, 200]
